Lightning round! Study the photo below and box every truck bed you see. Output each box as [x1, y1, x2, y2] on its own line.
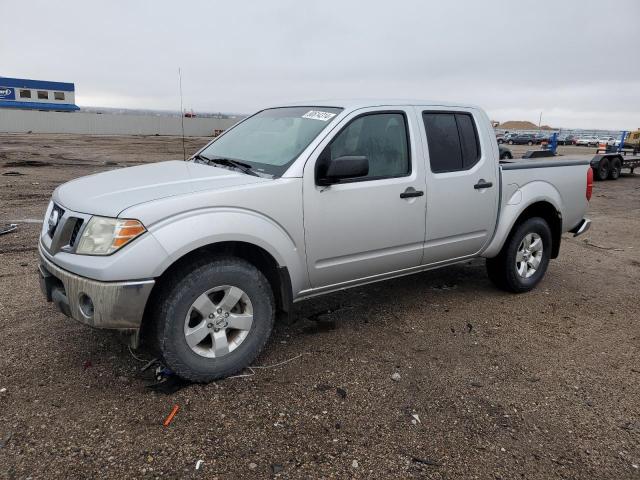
[500, 157, 591, 170]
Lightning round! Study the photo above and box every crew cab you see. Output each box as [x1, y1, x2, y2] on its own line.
[38, 100, 592, 382]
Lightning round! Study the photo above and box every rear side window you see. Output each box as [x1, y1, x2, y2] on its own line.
[422, 112, 481, 173]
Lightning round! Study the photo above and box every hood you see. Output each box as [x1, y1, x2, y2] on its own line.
[53, 160, 268, 217]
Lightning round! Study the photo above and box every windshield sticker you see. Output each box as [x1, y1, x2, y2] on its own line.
[302, 110, 337, 121]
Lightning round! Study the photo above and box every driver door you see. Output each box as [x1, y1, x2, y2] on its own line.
[302, 107, 427, 290]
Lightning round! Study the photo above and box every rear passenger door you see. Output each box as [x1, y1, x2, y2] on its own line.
[418, 108, 499, 264]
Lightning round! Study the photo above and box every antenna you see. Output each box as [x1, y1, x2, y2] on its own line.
[178, 67, 186, 161]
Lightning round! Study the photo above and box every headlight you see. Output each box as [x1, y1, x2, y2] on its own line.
[76, 217, 146, 255]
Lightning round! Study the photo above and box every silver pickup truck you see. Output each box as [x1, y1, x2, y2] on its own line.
[38, 100, 592, 381]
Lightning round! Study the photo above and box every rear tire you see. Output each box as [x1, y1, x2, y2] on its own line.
[608, 157, 621, 180]
[594, 158, 610, 181]
[153, 256, 275, 382]
[486, 217, 552, 293]
[508, 140, 514, 145]
[527, 141, 533, 146]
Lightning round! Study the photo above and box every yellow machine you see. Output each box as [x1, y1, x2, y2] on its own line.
[625, 129, 640, 148]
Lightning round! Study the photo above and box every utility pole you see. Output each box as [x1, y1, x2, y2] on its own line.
[178, 68, 186, 161]
[538, 111, 542, 129]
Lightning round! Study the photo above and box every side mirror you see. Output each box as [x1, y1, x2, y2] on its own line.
[317, 156, 369, 186]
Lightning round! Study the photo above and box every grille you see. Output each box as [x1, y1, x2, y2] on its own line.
[48, 204, 65, 237]
[69, 218, 84, 247]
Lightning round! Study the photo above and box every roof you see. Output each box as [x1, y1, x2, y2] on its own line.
[0, 77, 75, 92]
[274, 98, 481, 110]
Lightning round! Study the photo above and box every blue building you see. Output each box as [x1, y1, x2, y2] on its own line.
[0, 77, 79, 111]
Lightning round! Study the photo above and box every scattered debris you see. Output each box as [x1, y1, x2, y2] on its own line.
[163, 404, 180, 427]
[411, 456, 440, 466]
[195, 459, 204, 470]
[336, 387, 347, 399]
[391, 372, 401, 382]
[2, 171, 24, 176]
[147, 374, 191, 395]
[0, 224, 18, 236]
[0, 432, 12, 449]
[467, 322, 473, 333]
[411, 414, 421, 424]
[82, 360, 92, 371]
[352, 460, 359, 468]
[0, 387, 6, 394]
[271, 463, 284, 474]
[227, 354, 304, 380]
[470, 381, 483, 388]
[8, 218, 42, 224]
[249, 463, 257, 470]
[583, 239, 624, 251]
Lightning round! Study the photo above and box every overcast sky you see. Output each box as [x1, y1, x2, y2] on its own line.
[2, 0, 639, 130]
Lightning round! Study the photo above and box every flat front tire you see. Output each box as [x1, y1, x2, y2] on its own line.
[153, 257, 275, 382]
[486, 217, 552, 293]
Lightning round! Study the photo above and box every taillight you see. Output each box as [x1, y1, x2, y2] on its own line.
[586, 167, 593, 201]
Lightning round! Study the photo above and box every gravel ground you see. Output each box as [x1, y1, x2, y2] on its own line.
[0, 134, 639, 479]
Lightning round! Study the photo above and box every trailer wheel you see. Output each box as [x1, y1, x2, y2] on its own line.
[594, 158, 610, 181]
[608, 158, 621, 180]
[527, 141, 533, 146]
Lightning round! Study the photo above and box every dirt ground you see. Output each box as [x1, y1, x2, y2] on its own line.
[0, 134, 638, 479]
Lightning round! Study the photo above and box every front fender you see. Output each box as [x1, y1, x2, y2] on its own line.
[482, 180, 562, 258]
[147, 208, 309, 294]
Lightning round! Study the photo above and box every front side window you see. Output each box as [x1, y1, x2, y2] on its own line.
[54, 91, 65, 100]
[320, 112, 410, 180]
[422, 112, 481, 173]
[198, 106, 342, 177]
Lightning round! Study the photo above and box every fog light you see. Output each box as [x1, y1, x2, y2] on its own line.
[78, 293, 94, 318]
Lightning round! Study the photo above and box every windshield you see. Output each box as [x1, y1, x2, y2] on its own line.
[197, 106, 343, 177]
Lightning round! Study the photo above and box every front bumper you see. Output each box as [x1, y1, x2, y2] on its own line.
[38, 245, 155, 331]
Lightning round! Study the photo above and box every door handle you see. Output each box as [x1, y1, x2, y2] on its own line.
[400, 188, 424, 199]
[474, 180, 493, 189]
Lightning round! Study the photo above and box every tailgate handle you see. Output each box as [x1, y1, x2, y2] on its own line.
[474, 180, 493, 189]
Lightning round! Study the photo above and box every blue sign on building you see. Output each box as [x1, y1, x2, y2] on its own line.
[0, 77, 79, 111]
[0, 86, 16, 100]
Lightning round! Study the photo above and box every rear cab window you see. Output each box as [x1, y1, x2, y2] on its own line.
[422, 111, 481, 173]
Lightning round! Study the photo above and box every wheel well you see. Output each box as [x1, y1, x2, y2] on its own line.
[512, 202, 562, 258]
[140, 242, 292, 344]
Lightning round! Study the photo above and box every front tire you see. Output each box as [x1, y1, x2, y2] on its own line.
[153, 257, 275, 382]
[486, 217, 552, 293]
